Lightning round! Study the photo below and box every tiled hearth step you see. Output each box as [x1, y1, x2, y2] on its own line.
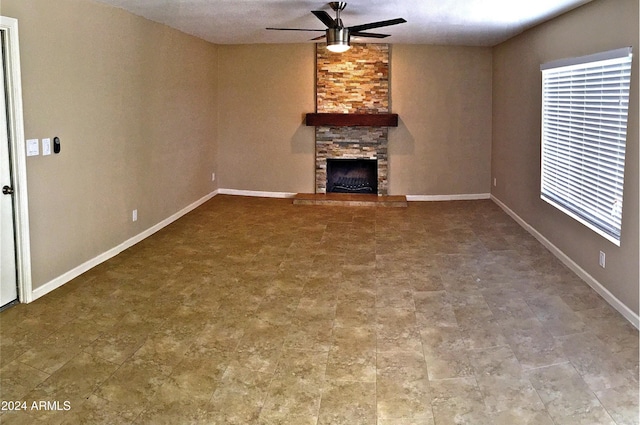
[292, 193, 408, 207]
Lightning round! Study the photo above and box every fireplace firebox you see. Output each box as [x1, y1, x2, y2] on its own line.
[326, 159, 378, 194]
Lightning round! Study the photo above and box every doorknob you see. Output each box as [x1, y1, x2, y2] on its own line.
[2, 185, 14, 195]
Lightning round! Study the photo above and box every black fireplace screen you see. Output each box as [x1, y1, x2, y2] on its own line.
[326, 159, 378, 194]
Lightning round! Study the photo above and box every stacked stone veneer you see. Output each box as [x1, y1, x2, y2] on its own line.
[315, 44, 390, 195]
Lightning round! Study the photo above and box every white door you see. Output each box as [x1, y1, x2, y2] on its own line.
[0, 36, 18, 307]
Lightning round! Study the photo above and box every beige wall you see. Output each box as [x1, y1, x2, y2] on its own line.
[492, 0, 639, 314]
[217, 44, 316, 193]
[3, 0, 219, 289]
[216, 43, 493, 197]
[389, 45, 493, 196]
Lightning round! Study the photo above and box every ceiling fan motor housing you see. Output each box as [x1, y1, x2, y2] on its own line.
[327, 27, 350, 45]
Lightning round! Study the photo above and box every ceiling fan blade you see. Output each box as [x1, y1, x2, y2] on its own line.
[350, 31, 390, 39]
[310, 34, 327, 41]
[266, 27, 326, 32]
[311, 10, 336, 28]
[348, 18, 406, 33]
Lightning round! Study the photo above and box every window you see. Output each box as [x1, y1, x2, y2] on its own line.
[540, 47, 633, 246]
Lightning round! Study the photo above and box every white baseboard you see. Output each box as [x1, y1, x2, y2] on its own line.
[31, 190, 219, 301]
[491, 194, 639, 329]
[407, 193, 491, 202]
[34, 188, 637, 330]
[218, 188, 296, 198]
[217, 190, 489, 202]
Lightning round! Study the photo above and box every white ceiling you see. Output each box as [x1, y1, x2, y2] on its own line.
[94, 0, 593, 47]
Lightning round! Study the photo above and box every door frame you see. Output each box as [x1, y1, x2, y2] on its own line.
[1, 16, 32, 303]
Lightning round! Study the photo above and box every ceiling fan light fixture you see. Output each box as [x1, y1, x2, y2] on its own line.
[326, 27, 350, 53]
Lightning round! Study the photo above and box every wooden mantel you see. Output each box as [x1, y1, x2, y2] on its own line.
[305, 113, 398, 127]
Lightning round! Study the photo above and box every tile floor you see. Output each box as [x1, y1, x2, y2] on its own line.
[0, 195, 638, 424]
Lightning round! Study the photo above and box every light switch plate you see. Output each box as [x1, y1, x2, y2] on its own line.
[42, 138, 52, 156]
[26, 139, 39, 156]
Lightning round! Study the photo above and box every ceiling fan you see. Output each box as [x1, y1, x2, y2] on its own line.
[266, 2, 406, 53]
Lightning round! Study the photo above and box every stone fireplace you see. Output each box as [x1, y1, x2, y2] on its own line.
[314, 43, 391, 195]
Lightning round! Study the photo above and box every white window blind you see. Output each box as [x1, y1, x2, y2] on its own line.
[540, 47, 632, 246]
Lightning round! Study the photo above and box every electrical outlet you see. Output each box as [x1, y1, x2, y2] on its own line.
[599, 251, 606, 268]
[493, 178, 497, 187]
[132, 209, 138, 222]
[212, 172, 216, 182]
